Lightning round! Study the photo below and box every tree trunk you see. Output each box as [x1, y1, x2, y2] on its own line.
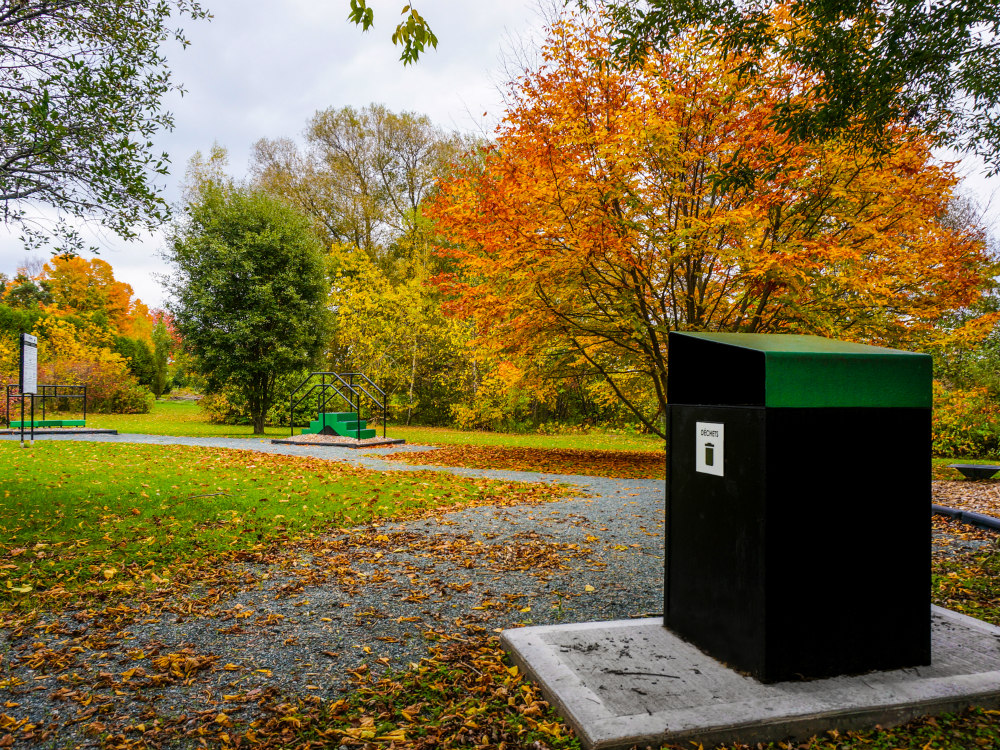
[250, 373, 269, 435]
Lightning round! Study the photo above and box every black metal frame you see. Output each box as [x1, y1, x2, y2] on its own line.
[5, 383, 88, 444]
[288, 372, 387, 439]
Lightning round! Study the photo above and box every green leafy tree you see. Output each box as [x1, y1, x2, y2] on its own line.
[165, 183, 329, 434]
[112, 336, 156, 387]
[595, 0, 1000, 172]
[0, 0, 208, 252]
[2, 272, 52, 309]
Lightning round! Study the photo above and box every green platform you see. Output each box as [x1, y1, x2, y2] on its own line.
[10, 419, 86, 428]
[301, 412, 375, 439]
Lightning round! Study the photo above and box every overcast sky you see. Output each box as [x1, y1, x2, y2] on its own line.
[1, 0, 997, 310]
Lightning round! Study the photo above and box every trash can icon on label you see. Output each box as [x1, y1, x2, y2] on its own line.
[695, 422, 724, 476]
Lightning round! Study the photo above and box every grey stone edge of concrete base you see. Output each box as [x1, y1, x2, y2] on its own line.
[0, 429, 118, 436]
[269, 438, 406, 450]
[500, 607, 1000, 750]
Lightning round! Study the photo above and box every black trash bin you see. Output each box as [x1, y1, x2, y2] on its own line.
[665, 332, 931, 683]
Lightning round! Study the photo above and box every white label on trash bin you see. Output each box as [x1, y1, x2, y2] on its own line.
[695, 422, 724, 476]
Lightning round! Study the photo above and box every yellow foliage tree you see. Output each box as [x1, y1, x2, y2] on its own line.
[327, 243, 472, 425]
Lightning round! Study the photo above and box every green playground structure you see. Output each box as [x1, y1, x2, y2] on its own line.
[289, 372, 386, 440]
[6, 383, 88, 435]
[300, 411, 375, 439]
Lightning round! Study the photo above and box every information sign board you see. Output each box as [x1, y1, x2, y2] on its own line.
[19, 333, 37, 395]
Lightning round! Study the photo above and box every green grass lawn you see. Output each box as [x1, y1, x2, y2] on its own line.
[79, 399, 664, 451]
[84, 399, 290, 438]
[0, 440, 568, 606]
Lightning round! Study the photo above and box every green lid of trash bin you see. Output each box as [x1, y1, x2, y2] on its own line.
[667, 332, 931, 408]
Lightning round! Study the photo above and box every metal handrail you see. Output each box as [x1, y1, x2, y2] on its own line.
[37, 384, 88, 422]
[288, 371, 345, 405]
[330, 373, 386, 439]
[347, 374, 386, 435]
[300, 382, 354, 412]
[289, 379, 355, 436]
[288, 372, 386, 439]
[324, 375, 353, 418]
[339, 372, 387, 401]
[327, 373, 360, 439]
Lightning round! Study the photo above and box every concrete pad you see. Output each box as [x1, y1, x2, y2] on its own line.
[501, 607, 1000, 750]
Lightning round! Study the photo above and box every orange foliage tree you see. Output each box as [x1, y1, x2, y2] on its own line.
[0, 255, 157, 418]
[42, 255, 152, 340]
[427, 12, 996, 436]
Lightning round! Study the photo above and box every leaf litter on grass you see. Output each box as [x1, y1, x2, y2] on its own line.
[4, 506, 994, 750]
[933, 478, 1000, 517]
[0, 439, 590, 748]
[379, 444, 665, 479]
[933, 513, 997, 554]
[0, 521, 595, 749]
[0, 441, 576, 607]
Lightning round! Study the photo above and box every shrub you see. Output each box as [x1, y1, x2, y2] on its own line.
[108, 380, 154, 414]
[42, 358, 152, 414]
[0, 374, 15, 424]
[199, 390, 246, 425]
[0, 304, 43, 338]
[932, 382, 1000, 458]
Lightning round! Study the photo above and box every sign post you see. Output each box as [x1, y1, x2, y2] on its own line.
[19, 334, 37, 448]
